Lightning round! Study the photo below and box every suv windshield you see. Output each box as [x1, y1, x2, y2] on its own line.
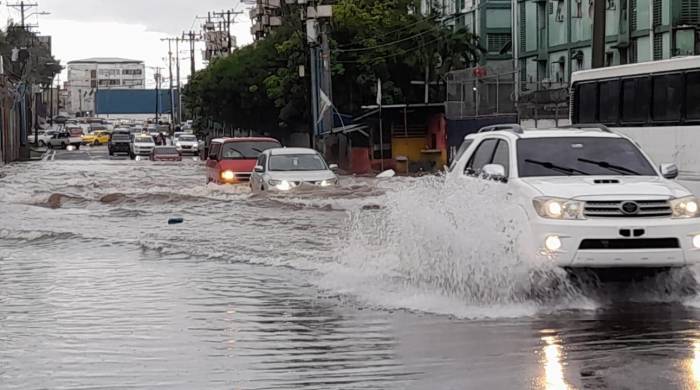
[179, 136, 196, 142]
[269, 154, 327, 171]
[134, 136, 153, 143]
[220, 141, 280, 159]
[112, 135, 130, 142]
[517, 137, 656, 177]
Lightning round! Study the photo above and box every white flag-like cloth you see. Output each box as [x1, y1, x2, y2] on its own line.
[319, 89, 332, 121]
[376, 78, 382, 106]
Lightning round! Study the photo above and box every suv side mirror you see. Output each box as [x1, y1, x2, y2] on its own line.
[660, 163, 679, 179]
[482, 164, 507, 181]
[254, 165, 264, 173]
[329, 164, 339, 171]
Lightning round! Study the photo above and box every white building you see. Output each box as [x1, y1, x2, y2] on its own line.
[66, 58, 145, 116]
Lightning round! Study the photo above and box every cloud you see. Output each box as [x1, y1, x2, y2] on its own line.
[39, 0, 251, 36]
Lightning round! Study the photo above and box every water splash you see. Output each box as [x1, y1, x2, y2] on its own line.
[324, 176, 581, 318]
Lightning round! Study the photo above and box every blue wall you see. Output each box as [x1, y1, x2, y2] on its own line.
[95, 89, 177, 115]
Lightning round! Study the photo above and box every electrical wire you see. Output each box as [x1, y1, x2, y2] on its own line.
[335, 36, 445, 64]
[335, 13, 461, 53]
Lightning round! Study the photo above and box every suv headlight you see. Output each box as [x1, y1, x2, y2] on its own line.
[533, 197, 585, 220]
[320, 178, 338, 187]
[671, 196, 700, 218]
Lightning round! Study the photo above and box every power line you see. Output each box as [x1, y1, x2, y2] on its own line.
[335, 13, 460, 54]
[335, 37, 445, 64]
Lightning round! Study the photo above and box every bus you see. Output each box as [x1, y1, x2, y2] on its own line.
[570, 56, 700, 179]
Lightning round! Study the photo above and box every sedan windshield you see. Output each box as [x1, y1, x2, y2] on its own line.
[269, 154, 327, 171]
[517, 137, 656, 177]
[220, 141, 280, 159]
[179, 136, 196, 142]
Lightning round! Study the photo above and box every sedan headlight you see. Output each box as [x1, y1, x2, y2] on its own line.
[533, 197, 585, 220]
[671, 196, 700, 218]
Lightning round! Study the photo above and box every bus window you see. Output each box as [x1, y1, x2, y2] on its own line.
[598, 80, 620, 125]
[652, 73, 683, 122]
[621, 77, 651, 123]
[686, 72, 700, 121]
[576, 82, 597, 123]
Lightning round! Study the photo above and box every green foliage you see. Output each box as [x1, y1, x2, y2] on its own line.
[185, 0, 483, 135]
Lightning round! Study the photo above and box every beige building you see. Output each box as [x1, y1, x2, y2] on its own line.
[66, 58, 145, 116]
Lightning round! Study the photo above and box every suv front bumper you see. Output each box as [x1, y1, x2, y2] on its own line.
[530, 217, 700, 268]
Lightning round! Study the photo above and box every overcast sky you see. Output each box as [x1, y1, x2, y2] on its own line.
[0, 0, 254, 86]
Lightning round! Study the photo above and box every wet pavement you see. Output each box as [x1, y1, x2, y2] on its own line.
[3, 147, 700, 389]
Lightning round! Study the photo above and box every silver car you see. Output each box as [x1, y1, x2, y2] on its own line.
[250, 147, 338, 192]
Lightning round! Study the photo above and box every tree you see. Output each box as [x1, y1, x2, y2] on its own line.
[0, 25, 62, 85]
[184, 0, 483, 137]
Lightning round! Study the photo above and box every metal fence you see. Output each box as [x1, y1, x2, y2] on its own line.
[445, 68, 517, 119]
[517, 82, 570, 122]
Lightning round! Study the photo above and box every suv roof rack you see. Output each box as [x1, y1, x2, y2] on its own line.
[567, 123, 613, 133]
[478, 124, 524, 135]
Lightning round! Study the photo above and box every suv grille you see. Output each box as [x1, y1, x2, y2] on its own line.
[583, 200, 672, 218]
[579, 238, 680, 250]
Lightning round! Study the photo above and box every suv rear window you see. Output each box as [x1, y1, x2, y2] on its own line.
[220, 141, 280, 159]
[517, 137, 656, 177]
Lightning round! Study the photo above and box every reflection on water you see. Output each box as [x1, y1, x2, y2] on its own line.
[541, 334, 570, 390]
[688, 340, 700, 389]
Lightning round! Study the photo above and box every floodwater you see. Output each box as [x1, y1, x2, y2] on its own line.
[3, 153, 700, 389]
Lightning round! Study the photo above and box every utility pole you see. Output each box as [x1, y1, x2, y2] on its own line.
[7, 1, 49, 30]
[161, 37, 176, 125]
[591, 0, 606, 68]
[152, 67, 162, 124]
[213, 9, 243, 53]
[175, 38, 182, 124]
[181, 31, 199, 80]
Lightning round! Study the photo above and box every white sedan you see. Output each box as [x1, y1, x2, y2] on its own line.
[174, 134, 199, 155]
[250, 147, 338, 192]
[130, 135, 156, 159]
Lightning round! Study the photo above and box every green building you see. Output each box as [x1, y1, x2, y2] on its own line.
[422, 0, 514, 67]
[518, 0, 700, 86]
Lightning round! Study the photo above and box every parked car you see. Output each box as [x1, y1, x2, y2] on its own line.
[82, 130, 111, 146]
[250, 148, 338, 192]
[446, 124, 700, 274]
[206, 137, 282, 184]
[131, 134, 156, 159]
[150, 146, 182, 162]
[174, 134, 199, 155]
[108, 133, 132, 156]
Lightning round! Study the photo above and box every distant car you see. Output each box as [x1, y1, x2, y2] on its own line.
[37, 130, 57, 147]
[108, 133, 131, 156]
[174, 134, 198, 155]
[250, 148, 339, 192]
[206, 137, 282, 184]
[66, 126, 84, 147]
[46, 132, 73, 149]
[82, 130, 110, 146]
[150, 146, 182, 162]
[131, 134, 156, 159]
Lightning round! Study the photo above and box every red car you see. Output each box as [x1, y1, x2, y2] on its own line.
[206, 137, 281, 184]
[150, 146, 182, 161]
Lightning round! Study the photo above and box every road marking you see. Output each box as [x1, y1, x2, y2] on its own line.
[51, 151, 56, 161]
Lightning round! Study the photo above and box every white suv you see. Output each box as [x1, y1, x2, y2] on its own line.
[447, 124, 700, 271]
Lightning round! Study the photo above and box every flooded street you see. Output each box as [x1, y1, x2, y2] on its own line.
[4, 150, 700, 389]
